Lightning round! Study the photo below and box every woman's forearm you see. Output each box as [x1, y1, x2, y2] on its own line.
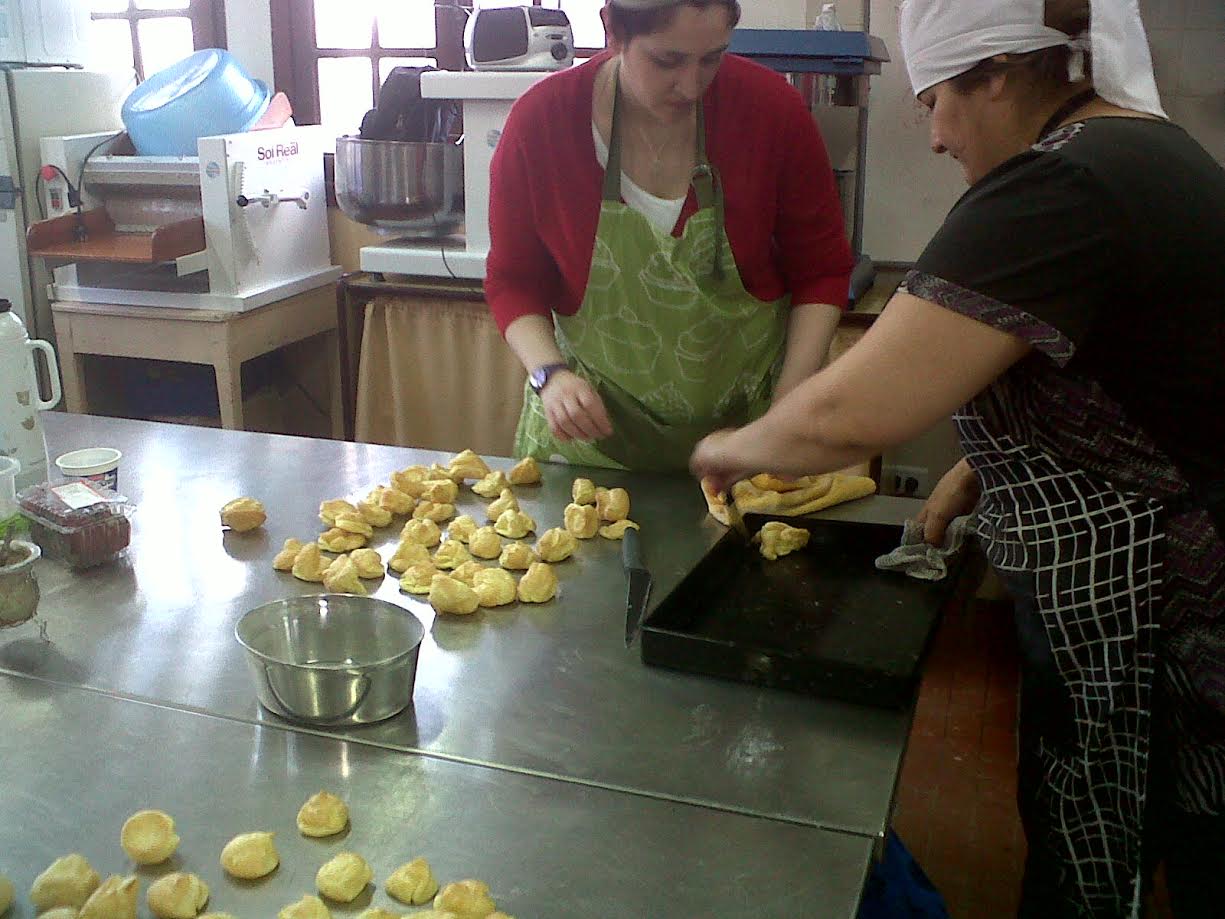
[504, 314, 565, 373]
[773, 302, 842, 401]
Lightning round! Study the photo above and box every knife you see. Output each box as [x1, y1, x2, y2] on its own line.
[722, 487, 751, 540]
[622, 527, 652, 647]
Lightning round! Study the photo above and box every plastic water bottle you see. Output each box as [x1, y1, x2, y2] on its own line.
[815, 3, 843, 31]
[0, 300, 62, 493]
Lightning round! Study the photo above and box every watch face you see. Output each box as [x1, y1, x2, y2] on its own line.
[530, 368, 548, 392]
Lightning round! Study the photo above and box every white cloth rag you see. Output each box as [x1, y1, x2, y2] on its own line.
[874, 515, 974, 581]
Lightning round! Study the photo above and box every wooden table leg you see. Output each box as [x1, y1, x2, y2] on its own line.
[50, 311, 90, 415]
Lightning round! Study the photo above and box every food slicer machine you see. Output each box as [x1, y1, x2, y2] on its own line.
[30, 126, 340, 312]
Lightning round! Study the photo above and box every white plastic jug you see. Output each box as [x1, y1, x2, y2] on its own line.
[0, 300, 61, 493]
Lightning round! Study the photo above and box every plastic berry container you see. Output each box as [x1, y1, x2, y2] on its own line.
[17, 481, 134, 569]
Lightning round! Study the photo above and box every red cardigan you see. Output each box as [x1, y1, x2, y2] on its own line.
[485, 53, 854, 334]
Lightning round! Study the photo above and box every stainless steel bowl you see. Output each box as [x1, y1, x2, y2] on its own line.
[334, 136, 464, 234]
[235, 594, 425, 726]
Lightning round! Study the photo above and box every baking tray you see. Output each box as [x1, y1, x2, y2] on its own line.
[640, 514, 969, 708]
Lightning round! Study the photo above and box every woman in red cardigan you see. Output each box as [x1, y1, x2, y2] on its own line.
[485, 0, 853, 471]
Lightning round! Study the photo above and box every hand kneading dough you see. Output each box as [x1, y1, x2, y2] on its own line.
[421, 479, 459, 504]
[596, 487, 630, 522]
[120, 809, 179, 864]
[493, 509, 535, 539]
[434, 879, 496, 919]
[0, 875, 12, 914]
[508, 456, 542, 486]
[385, 857, 439, 906]
[450, 560, 486, 586]
[220, 831, 278, 879]
[756, 521, 811, 560]
[318, 528, 366, 553]
[564, 503, 600, 539]
[333, 514, 374, 538]
[349, 548, 386, 578]
[32, 854, 101, 910]
[471, 470, 511, 498]
[220, 497, 266, 532]
[278, 895, 331, 919]
[78, 874, 138, 919]
[485, 489, 519, 521]
[389, 540, 431, 574]
[536, 528, 577, 562]
[598, 519, 640, 540]
[147, 873, 208, 919]
[571, 478, 597, 505]
[401, 519, 442, 548]
[323, 556, 367, 596]
[447, 515, 479, 544]
[273, 538, 305, 571]
[399, 563, 440, 594]
[315, 853, 372, 903]
[297, 791, 349, 837]
[356, 499, 393, 528]
[430, 573, 480, 616]
[378, 487, 416, 516]
[473, 568, 517, 608]
[498, 542, 536, 571]
[432, 539, 472, 570]
[448, 448, 491, 481]
[319, 500, 358, 527]
[467, 527, 502, 559]
[517, 562, 558, 603]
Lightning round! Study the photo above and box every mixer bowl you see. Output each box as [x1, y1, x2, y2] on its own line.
[334, 136, 464, 234]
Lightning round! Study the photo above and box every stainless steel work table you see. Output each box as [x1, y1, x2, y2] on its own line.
[5, 415, 918, 841]
[0, 674, 874, 918]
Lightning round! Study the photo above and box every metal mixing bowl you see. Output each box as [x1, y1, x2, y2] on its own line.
[235, 594, 425, 726]
[333, 136, 464, 234]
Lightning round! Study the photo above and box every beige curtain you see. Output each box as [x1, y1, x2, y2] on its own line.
[356, 296, 526, 456]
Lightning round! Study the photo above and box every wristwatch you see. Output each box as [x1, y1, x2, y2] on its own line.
[529, 362, 570, 395]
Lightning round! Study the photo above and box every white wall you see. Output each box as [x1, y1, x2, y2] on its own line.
[224, 0, 275, 89]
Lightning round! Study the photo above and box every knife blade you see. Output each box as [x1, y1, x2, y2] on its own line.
[622, 526, 652, 647]
[723, 487, 750, 541]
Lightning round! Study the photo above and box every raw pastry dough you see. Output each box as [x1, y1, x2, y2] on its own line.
[471, 470, 511, 498]
[413, 501, 456, 523]
[319, 500, 358, 526]
[147, 873, 208, 919]
[517, 562, 558, 603]
[120, 809, 179, 865]
[536, 528, 577, 562]
[273, 538, 305, 571]
[486, 489, 519, 521]
[508, 456, 542, 486]
[399, 563, 439, 595]
[450, 560, 486, 586]
[334, 514, 374, 538]
[448, 448, 491, 481]
[563, 503, 600, 539]
[494, 509, 535, 539]
[389, 540, 432, 573]
[400, 519, 442, 548]
[571, 478, 597, 505]
[421, 479, 459, 504]
[598, 519, 640, 540]
[498, 542, 536, 570]
[78, 874, 137, 919]
[356, 499, 393, 528]
[318, 528, 366, 553]
[755, 521, 811, 560]
[220, 831, 278, 879]
[433, 539, 472, 570]
[220, 497, 266, 532]
[0, 874, 11, 915]
[447, 515, 479, 544]
[356, 909, 402, 919]
[596, 487, 630, 522]
[296, 791, 349, 837]
[349, 548, 386, 579]
[468, 527, 502, 560]
[278, 895, 331, 919]
[701, 473, 876, 524]
[391, 466, 429, 497]
[39, 909, 80, 919]
[378, 487, 416, 516]
[473, 568, 517, 608]
[430, 573, 480, 616]
[292, 544, 329, 582]
[322, 556, 367, 596]
[385, 857, 439, 906]
[316, 852, 372, 903]
[433, 879, 496, 919]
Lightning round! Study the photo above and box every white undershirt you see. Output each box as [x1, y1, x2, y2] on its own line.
[592, 122, 687, 235]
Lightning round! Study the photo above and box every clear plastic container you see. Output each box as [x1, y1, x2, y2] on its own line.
[17, 482, 134, 569]
[0, 539, 41, 628]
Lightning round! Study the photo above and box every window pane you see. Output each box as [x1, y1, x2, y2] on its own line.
[475, 0, 529, 7]
[87, 18, 135, 73]
[137, 17, 196, 78]
[560, 0, 605, 48]
[89, 0, 130, 13]
[135, 0, 189, 10]
[377, 0, 434, 49]
[379, 57, 436, 84]
[315, 0, 376, 50]
[318, 57, 373, 136]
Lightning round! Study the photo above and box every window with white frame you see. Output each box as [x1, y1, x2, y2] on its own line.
[87, 0, 223, 81]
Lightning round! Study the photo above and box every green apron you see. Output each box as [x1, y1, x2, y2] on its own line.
[514, 67, 788, 472]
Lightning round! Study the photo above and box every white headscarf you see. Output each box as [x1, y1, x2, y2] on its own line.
[899, 0, 1166, 118]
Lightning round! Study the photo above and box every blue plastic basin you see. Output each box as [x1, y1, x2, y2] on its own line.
[121, 49, 271, 156]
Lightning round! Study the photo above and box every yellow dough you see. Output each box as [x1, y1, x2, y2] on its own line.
[486, 489, 519, 521]
[517, 562, 558, 603]
[296, 791, 349, 837]
[334, 514, 374, 538]
[599, 519, 640, 540]
[448, 448, 491, 481]
[389, 540, 432, 574]
[119, 809, 179, 865]
[447, 514, 479, 544]
[391, 467, 429, 497]
[199, 915, 240, 919]
[755, 521, 811, 560]
[292, 543, 329, 582]
[702, 472, 877, 523]
[430, 573, 480, 616]
[413, 501, 456, 524]
[412, 913, 459, 919]
[278, 895, 331, 919]
[450, 560, 486, 586]
[473, 568, 517, 608]
[536, 527, 577, 562]
[356, 499, 393, 528]
[349, 548, 386, 579]
[147, 872, 208, 919]
[0, 874, 11, 915]
[220, 831, 279, 879]
[399, 563, 439, 595]
[494, 509, 535, 539]
[434, 879, 496, 919]
[220, 497, 266, 532]
[385, 857, 439, 906]
[563, 503, 600, 539]
[78, 874, 138, 919]
[498, 542, 536, 571]
[356, 909, 402, 919]
[596, 487, 630, 522]
[508, 456, 542, 486]
[318, 528, 366, 553]
[571, 478, 597, 505]
[421, 479, 459, 504]
[433, 539, 472, 570]
[468, 526, 502, 560]
[427, 462, 463, 484]
[273, 538, 305, 571]
[400, 519, 442, 548]
[322, 555, 367, 596]
[377, 486, 416, 516]
[39, 909, 81, 919]
[319, 500, 358, 526]
[471, 470, 511, 498]
[315, 853, 372, 903]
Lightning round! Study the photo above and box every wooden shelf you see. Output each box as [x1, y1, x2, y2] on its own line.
[27, 208, 205, 264]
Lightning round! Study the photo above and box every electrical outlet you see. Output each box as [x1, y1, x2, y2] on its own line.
[882, 464, 930, 498]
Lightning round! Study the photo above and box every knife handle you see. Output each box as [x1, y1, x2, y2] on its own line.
[622, 526, 644, 570]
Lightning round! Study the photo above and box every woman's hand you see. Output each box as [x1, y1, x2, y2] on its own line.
[914, 458, 981, 546]
[689, 428, 759, 496]
[541, 370, 614, 443]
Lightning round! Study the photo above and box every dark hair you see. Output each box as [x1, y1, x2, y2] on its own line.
[950, 0, 1091, 97]
[605, 0, 742, 43]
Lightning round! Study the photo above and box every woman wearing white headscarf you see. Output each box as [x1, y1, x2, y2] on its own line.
[692, 1, 1225, 915]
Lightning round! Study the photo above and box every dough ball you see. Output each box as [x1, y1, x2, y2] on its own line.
[355, 909, 402, 919]
[31, 853, 101, 910]
[756, 521, 810, 561]
[349, 548, 386, 579]
[389, 540, 432, 574]
[447, 515, 479, 544]
[399, 563, 440, 595]
[319, 500, 358, 526]
[0, 874, 12, 914]
[536, 528, 577, 562]
[391, 466, 429, 496]
[318, 528, 366, 553]
[322, 556, 367, 596]
[377, 487, 416, 516]
[292, 543, 329, 582]
[400, 519, 442, 548]
[385, 857, 439, 906]
[598, 519, 640, 540]
[517, 562, 558, 604]
[220, 831, 279, 879]
[498, 542, 536, 571]
[220, 497, 265, 532]
[334, 514, 374, 538]
[356, 499, 393, 528]
[421, 479, 459, 504]
[473, 568, 517, 608]
[447, 448, 491, 482]
[507, 456, 542, 486]
[427, 462, 463, 484]
[147, 872, 208, 919]
[432, 539, 472, 570]
[273, 538, 305, 571]
[433, 879, 496, 919]
[471, 471, 511, 499]
[315, 852, 372, 903]
[78, 874, 138, 919]
[120, 809, 179, 865]
[493, 509, 535, 540]
[278, 895, 331, 919]
[563, 503, 599, 539]
[39, 909, 80, 919]
[571, 478, 597, 505]
[412, 502, 455, 524]
[430, 573, 480, 616]
[596, 487, 630, 522]
[199, 914, 240, 919]
[485, 489, 519, 521]
[296, 791, 349, 837]
[450, 560, 487, 586]
[467, 527, 502, 560]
